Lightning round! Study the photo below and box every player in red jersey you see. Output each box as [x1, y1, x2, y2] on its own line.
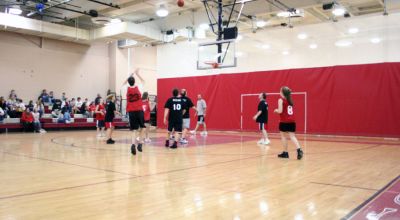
[142, 92, 152, 143]
[122, 68, 145, 155]
[274, 86, 303, 160]
[95, 98, 106, 138]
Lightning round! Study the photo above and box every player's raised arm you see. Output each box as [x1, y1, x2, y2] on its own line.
[134, 68, 145, 85]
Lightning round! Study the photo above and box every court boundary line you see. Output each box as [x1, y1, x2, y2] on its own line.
[309, 182, 379, 191]
[341, 175, 400, 220]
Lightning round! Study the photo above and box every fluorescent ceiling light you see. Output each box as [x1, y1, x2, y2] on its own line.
[297, 33, 308, 40]
[199, 23, 209, 30]
[156, 5, 169, 17]
[256, 20, 267, 28]
[332, 7, 346, 16]
[282, 51, 289, 55]
[110, 18, 122, 24]
[348, 28, 359, 34]
[309, 44, 318, 49]
[335, 40, 352, 47]
[262, 44, 270, 49]
[277, 11, 290, 17]
[370, 37, 381, 44]
[9, 7, 22, 15]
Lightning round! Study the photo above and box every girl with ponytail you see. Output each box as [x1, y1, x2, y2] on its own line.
[274, 86, 303, 160]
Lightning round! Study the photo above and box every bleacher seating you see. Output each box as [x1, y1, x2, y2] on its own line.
[0, 115, 128, 132]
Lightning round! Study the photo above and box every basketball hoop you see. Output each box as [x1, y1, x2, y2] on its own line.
[204, 61, 219, 69]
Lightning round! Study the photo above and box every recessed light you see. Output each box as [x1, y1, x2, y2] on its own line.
[156, 5, 169, 17]
[282, 51, 289, 55]
[277, 11, 290, 17]
[199, 23, 210, 30]
[256, 20, 267, 28]
[335, 40, 352, 47]
[309, 44, 318, 49]
[332, 7, 346, 16]
[348, 28, 359, 34]
[370, 38, 381, 44]
[297, 33, 308, 40]
[261, 44, 270, 49]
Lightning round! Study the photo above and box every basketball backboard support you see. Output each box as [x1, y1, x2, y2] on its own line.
[197, 39, 237, 70]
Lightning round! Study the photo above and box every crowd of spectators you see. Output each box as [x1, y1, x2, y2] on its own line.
[0, 89, 122, 133]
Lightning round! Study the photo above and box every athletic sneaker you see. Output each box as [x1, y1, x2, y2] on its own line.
[180, 138, 188, 144]
[96, 134, 102, 138]
[190, 130, 196, 135]
[257, 139, 264, 144]
[277, 151, 289, 158]
[165, 140, 170, 147]
[297, 148, 304, 160]
[136, 137, 140, 142]
[201, 131, 208, 136]
[137, 143, 143, 152]
[144, 138, 151, 143]
[106, 139, 115, 144]
[170, 141, 178, 149]
[263, 139, 271, 145]
[131, 144, 136, 155]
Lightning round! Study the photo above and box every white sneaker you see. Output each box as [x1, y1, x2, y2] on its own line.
[136, 137, 140, 141]
[180, 138, 188, 144]
[190, 130, 196, 135]
[145, 138, 151, 143]
[96, 134, 102, 138]
[201, 131, 208, 136]
[263, 139, 271, 145]
[257, 139, 264, 144]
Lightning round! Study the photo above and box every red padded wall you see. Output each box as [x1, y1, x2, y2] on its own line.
[157, 62, 400, 137]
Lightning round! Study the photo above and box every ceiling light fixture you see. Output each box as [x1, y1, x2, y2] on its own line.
[262, 44, 270, 49]
[370, 37, 381, 44]
[199, 23, 210, 30]
[282, 51, 289, 55]
[335, 40, 352, 47]
[256, 20, 267, 28]
[348, 28, 359, 34]
[110, 18, 122, 24]
[309, 44, 318, 49]
[332, 5, 346, 16]
[156, 5, 169, 17]
[297, 33, 308, 40]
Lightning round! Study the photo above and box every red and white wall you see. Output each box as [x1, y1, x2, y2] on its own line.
[156, 13, 400, 137]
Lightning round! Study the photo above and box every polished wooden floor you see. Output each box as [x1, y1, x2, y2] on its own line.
[0, 130, 399, 220]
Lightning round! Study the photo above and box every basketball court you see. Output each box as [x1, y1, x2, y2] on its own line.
[1, 0, 400, 219]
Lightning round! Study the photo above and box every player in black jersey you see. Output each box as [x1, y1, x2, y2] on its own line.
[180, 89, 196, 144]
[105, 94, 120, 144]
[164, 88, 186, 148]
[253, 93, 270, 145]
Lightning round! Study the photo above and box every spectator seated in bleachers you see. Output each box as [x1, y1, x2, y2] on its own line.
[32, 108, 45, 133]
[88, 101, 96, 118]
[35, 99, 45, 117]
[51, 99, 62, 118]
[61, 101, 72, 124]
[39, 89, 50, 104]
[0, 106, 5, 123]
[48, 91, 54, 104]
[74, 97, 83, 114]
[21, 108, 34, 132]
[27, 100, 34, 111]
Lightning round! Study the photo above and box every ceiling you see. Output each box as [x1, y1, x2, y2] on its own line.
[1, 0, 400, 45]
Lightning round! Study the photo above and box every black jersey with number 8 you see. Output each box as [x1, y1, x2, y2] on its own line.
[164, 97, 185, 122]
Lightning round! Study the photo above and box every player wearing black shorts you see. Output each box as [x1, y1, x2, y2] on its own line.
[123, 68, 145, 155]
[253, 93, 270, 145]
[164, 88, 186, 149]
[105, 94, 120, 144]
